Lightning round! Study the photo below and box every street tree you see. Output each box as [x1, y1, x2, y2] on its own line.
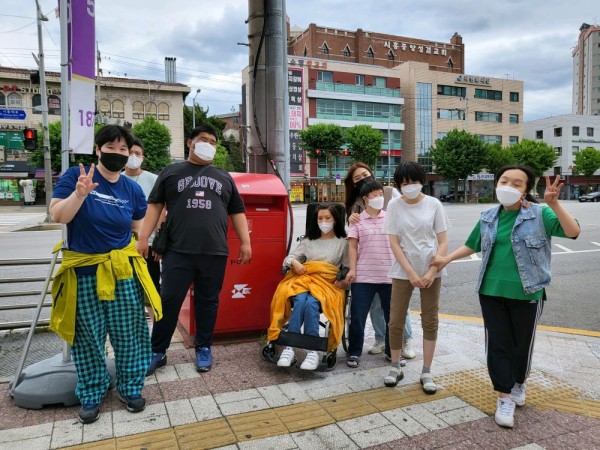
[344, 124, 384, 169]
[430, 129, 488, 202]
[299, 123, 345, 180]
[510, 139, 557, 176]
[573, 147, 600, 192]
[222, 134, 245, 172]
[132, 116, 172, 173]
[485, 143, 515, 178]
[213, 143, 235, 171]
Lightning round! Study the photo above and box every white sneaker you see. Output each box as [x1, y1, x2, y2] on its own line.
[495, 398, 515, 428]
[510, 383, 527, 406]
[401, 338, 416, 359]
[300, 351, 320, 370]
[277, 347, 295, 367]
[368, 340, 385, 355]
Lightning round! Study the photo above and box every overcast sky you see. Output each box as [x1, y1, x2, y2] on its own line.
[1, 1, 597, 121]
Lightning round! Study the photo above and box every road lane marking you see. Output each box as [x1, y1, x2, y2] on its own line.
[592, 242, 600, 247]
[469, 254, 480, 260]
[553, 243, 574, 252]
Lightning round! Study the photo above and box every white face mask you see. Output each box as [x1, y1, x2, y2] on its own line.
[125, 155, 142, 170]
[496, 185, 523, 206]
[318, 222, 334, 234]
[401, 183, 422, 199]
[194, 141, 217, 161]
[367, 196, 385, 210]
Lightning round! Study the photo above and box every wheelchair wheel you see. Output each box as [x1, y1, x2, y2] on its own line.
[341, 292, 351, 354]
[261, 343, 279, 364]
[325, 350, 337, 371]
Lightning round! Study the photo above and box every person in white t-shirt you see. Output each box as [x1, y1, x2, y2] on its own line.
[122, 138, 160, 291]
[382, 161, 449, 394]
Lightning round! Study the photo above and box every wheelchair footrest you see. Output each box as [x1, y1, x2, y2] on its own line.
[274, 331, 329, 353]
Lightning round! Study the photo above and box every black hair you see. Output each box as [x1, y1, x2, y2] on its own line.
[394, 161, 426, 186]
[189, 124, 217, 141]
[343, 162, 374, 217]
[95, 125, 134, 149]
[131, 137, 144, 153]
[495, 164, 539, 203]
[305, 203, 347, 240]
[359, 179, 384, 199]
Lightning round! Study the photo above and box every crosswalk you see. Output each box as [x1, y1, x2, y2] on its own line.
[0, 213, 47, 232]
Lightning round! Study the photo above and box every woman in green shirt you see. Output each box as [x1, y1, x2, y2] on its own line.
[432, 165, 579, 429]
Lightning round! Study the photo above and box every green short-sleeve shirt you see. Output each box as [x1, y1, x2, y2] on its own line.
[465, 206, 569, 300]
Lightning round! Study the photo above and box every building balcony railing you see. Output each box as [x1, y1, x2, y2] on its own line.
[315, 81, 401, 98]
[316, 113, 402, 123]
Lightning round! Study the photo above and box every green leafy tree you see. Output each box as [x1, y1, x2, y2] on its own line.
[131, 116, 172, 173]
[344, 124, 384, 169]
[510, 139, 557, 177]
[222, 134, 245, 172]
[485, 143, 515, 178]
[430, 129, 488, 202]
[299, 123, 344, 179]
[213, 143, 234, 171]
[573, 147, 600, 176]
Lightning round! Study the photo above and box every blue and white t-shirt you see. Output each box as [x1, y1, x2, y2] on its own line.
[52, 166, 147, 254]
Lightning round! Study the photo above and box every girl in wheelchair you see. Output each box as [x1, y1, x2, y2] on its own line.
[267, 203, 349, 370]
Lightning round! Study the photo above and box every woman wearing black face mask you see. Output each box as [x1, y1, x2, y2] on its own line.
[49, 125, 161, 425]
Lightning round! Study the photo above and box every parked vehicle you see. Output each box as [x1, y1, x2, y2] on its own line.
[578, 191, 600, 202]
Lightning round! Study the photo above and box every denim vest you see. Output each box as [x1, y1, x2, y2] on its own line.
[476, 202, 550, 295]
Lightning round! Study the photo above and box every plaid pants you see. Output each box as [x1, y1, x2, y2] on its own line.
[72, 274, 152, 405]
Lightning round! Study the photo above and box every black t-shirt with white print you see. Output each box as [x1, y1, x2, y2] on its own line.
[148, 161, 245, 256]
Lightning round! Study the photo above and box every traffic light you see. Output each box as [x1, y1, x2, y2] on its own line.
[23, 128, 38, 150]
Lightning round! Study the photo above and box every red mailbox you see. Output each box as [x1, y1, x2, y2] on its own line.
[178, 173, 291, 338]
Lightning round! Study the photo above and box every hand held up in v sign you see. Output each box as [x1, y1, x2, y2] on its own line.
[75, 163, 99, 199]
[543, 175, 563, 207]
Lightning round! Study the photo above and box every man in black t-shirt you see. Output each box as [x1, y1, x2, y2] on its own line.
[138, 125, 251, 375]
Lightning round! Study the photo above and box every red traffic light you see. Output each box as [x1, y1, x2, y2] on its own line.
[23, 128, 38, 150]
[24, 129, 35, 140]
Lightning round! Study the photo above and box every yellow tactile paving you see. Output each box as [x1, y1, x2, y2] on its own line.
[319, 392, 379, 421]
[63, 441, 117, 450]
[273, 401, 335, 432]
[116, 429, 178, 449]
[226, 408, 288, 441]
[175, 418, 236, 450]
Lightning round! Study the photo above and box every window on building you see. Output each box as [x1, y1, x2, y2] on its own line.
[32, 94, 42, 114]
[474, 89, 502, 100]
[572, 126, 580, 136]
[373, 76, 386, 88]
[554, 147, 562, 156]
[509, 114, 519, 124]
[446, 58, 454, 69]
[7, 93, 22, 107]
[387, 50, 394, 61]
[478, 135, 502, 145]
[48, 95, 60, 115]
[554, 127, 562, 137]
[572, 146, 579, 154]
[510, 92, 519, 102]
[437, 108, 465, 120]
[303, 46, 308, 57]
[132, 101, 144, 119]
[554, 166, 562, 176]
[509, 136, 519, 145]
[366, 47, 374, 58]
[437, 85, 466, 97]
[343, 45, 351, 57]
[99, 99, 111, 117]
[0, 92, 5, 107]
[475, 111, 502, 122]
[437, 132, 448, 140]
[158, 102, 169, 121]
[112, 99, 124, 118]
[317, 71, 333, 82]
[587, 127, 594, 137]
[355, 74, 364, 86]
[321, 42, 329, 54]
[536, 130, 543, 139]
[145, 102, 157, 119]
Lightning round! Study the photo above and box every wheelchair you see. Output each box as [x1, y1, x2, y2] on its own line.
[260, 202, 351, 370]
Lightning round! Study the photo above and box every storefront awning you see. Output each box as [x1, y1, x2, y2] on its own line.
[34, 168, 61, 180]
[0, 161, 34, 179]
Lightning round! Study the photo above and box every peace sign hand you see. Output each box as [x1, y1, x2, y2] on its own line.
[543, 175, 563, 206]
[75, 163, 99, 198]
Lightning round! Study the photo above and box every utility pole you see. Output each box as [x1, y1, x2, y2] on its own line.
[387, 111, 392, 185]
[192, 89, 200, 128]
[35, 0, 53, 215]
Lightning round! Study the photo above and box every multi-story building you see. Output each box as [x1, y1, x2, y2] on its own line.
[524, 114, 600, 198]
[572, 23, 600, 116]
[0, 66, 189, 204]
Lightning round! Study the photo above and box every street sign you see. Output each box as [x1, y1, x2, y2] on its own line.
[0, 109, 27, 120]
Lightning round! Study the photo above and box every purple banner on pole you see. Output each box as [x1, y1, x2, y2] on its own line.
[68, 0, 95, 81]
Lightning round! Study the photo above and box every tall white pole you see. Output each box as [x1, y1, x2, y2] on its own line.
[387, 112, 392, 184]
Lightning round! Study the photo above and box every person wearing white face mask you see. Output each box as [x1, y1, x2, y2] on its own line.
[431, 165, 579, 429]
[270, 204, 350, 371]
[137, 125, 252, 376]
[122, 138, 160, 292]
[383, 162, 450, 394]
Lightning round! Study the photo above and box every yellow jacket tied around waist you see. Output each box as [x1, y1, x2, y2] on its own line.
[50, 239, 162, 345]
[267, 261, 345, 351]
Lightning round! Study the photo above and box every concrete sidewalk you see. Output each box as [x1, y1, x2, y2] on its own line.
[0, 315, 599, 450]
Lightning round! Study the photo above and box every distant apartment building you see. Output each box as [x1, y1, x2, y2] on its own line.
[572, 23, 600, 115]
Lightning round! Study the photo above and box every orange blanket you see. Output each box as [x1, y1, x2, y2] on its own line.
[267, 261, 345, 351]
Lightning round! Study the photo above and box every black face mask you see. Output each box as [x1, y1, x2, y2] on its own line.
[99, 151, 129, 172]
[355, 176, 374, 193]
